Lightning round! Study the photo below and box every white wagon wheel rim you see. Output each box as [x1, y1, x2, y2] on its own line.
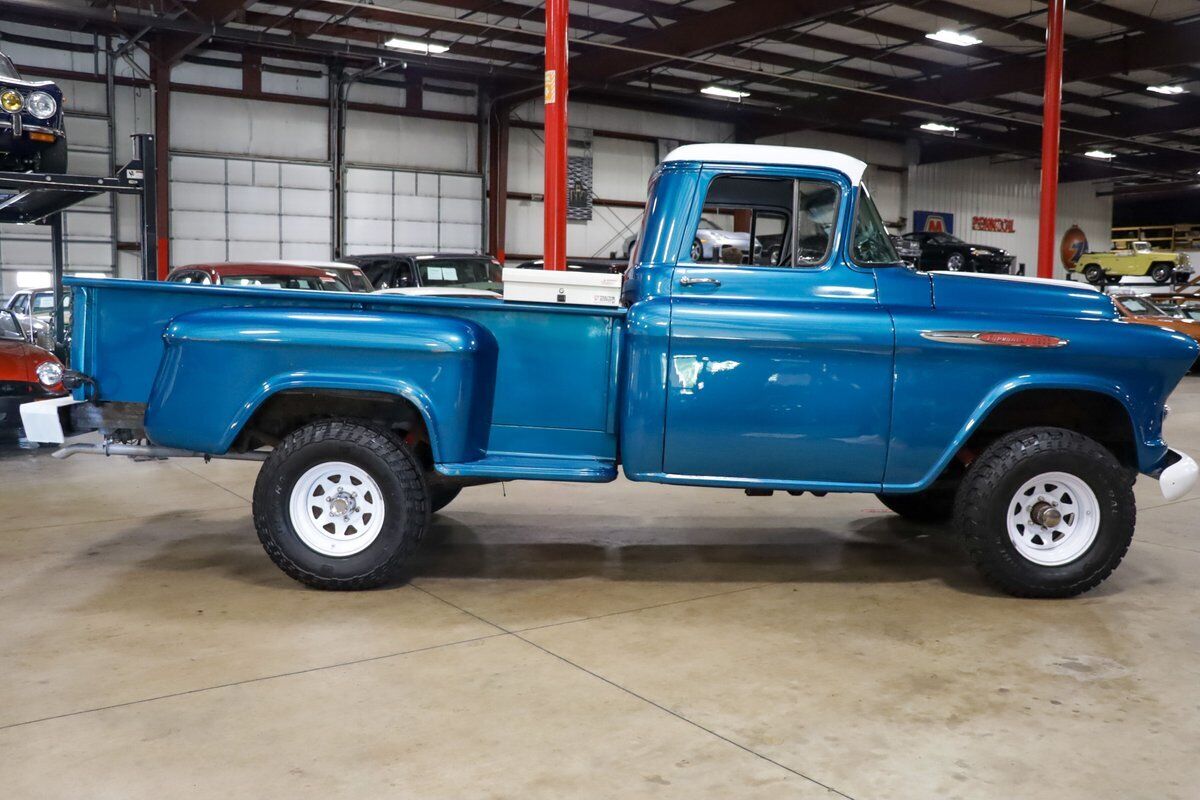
[288, 461, 386, 557]
[1006, 471, 1100, 567]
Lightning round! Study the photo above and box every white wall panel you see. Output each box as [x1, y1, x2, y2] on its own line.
[169, 154, 332, 266]
[344, 110, 477, 172]
[170, 93, 328, 161]
[906, 157, 1112, 278]
[344, 166, 482, 254]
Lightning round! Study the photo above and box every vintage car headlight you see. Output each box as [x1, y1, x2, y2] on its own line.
[0, 89, 22, 113]
[35, 361, 64, 387]
[26, 91, 56, 120]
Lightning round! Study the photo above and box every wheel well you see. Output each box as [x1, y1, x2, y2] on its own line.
[233, 389, 432, 464]
[962, 389, 1137, 469]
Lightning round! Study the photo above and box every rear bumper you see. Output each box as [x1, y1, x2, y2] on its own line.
[18, 396, 79, 443]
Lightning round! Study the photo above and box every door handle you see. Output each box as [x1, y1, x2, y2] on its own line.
[680, 276, 721, 287]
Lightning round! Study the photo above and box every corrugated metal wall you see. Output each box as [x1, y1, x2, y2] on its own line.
[906, 157, 1113, 277]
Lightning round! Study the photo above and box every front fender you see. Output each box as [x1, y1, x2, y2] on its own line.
[144, 307, 496, 459]
[886, 374, 1146, 492]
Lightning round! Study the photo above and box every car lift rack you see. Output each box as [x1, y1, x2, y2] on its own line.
[0, 133, 158, 350]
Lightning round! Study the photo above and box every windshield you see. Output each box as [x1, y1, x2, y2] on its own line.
[416, 258, 501, 291]
[699, 217, 723, 231]
[223, 275, 335, 291]
[933, 233, 962, 244]
[1184, 308, 1200, 321]
[0, 310, 22, 339]
[32, 293, 71, 314]
[1120, 297, 1166, 316]
[0, 53, 20, 81]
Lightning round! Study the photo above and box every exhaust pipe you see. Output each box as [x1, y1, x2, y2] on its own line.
[53, 443, 269, 462]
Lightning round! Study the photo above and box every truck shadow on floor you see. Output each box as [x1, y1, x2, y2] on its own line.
[410, 514, 987, 593]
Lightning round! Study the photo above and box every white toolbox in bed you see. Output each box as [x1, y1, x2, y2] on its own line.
[502, 267, 622, 307]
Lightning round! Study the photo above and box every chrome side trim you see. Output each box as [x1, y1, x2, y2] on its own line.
[920, 330, 1069, 348]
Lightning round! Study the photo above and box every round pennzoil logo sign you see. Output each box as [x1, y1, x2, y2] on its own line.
[1060, 225, 1088, 270]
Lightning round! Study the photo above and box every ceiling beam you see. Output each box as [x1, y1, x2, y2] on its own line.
[159, 0, 257, 65]
[571, 0, 865, 84]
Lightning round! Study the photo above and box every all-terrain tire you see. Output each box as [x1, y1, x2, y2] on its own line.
[955, 427, 1135, 598]
[252, 419, 428, 590]
[876, 486, 956, 523]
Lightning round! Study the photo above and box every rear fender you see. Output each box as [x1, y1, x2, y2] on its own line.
[144, 307, 496, 459]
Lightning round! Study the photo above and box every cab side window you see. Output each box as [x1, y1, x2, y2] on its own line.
[685, 175, 838, 268]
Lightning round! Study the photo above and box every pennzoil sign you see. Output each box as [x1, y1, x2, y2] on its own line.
[971, 216, 1015, 233]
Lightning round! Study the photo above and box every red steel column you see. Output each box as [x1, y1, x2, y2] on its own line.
[543, 0, 568, 270]
[1036, 0, 1066, 279]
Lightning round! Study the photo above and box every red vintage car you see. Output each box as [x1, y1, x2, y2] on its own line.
[0, 309, 64, 435]
[164, 261, 355, 291]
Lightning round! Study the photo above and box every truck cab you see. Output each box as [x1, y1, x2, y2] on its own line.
[21, 144, 1200, 598]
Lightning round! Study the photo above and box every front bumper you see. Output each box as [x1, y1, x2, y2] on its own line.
[1157, 448, 1198, 501]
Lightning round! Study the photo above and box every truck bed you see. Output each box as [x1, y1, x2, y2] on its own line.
[68, 277, 625, 479]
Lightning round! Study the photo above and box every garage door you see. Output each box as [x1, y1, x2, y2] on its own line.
[170, 154, 333, 266]
[343, 166, 481, 255]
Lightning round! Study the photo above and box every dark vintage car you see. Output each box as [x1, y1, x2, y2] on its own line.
[0, 309, 64, 435]
[901, 231, 1014, 274]
[0, 51, 66, 173]
[340, 252, 503, 293]
[165, 262, 352, 291]
[889, 234, 920, 268]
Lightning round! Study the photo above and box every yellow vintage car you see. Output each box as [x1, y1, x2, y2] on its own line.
[1073, 240, 1192, 285]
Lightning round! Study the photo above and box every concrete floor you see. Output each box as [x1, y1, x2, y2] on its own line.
[2, 380, 1199, 799]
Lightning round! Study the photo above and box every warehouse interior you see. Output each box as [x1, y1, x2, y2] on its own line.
[2, 2, 1200, 798]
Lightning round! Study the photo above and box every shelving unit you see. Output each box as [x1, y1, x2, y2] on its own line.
[1112, 224, 1200, 251]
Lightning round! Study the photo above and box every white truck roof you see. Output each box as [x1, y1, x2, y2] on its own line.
[663, 143, 868, 185]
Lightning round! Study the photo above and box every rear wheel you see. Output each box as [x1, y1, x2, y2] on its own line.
[1149, 262, 1174, 284]
[1082, 263, 1105, 285]
[876, 486, 956, 523]
[252, 420, 428, 590]
[955, 427, 1134, 598]
[690, 238, 703, 261]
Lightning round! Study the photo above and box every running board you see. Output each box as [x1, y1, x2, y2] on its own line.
[437, 453, 616, 482]
[54, 443, 269, 462]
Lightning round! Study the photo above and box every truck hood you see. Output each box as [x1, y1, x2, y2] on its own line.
[931, 271, 1117, 320]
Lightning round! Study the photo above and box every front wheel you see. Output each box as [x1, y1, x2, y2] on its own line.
[1149, 262, 1174, 284]
[252, 420, 428, 590]
[945, 252, 965, 271]
[955, 427, 1134, 598]
[1082, 263, 1105, 285]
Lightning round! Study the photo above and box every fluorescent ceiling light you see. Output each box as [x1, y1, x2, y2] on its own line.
[1146, 84, 1187, 95]
[920, 121, 958, 133]
[925, 29, 982, 47]
[384, 37, 449, 55]
[1085, 149, 1116, 160]
[700, 85, 750, 100]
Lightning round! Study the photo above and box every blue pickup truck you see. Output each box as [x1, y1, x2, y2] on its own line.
[22, 144, 1199, 598]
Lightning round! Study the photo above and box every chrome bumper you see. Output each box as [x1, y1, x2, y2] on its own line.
[1159, 449, 1198, 502]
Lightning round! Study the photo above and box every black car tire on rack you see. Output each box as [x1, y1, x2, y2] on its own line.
[1150, 262, 1175, 285]
[1082, 263, 1105, 285]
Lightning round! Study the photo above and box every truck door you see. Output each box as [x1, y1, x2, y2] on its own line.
[663, 169, 894, 489]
